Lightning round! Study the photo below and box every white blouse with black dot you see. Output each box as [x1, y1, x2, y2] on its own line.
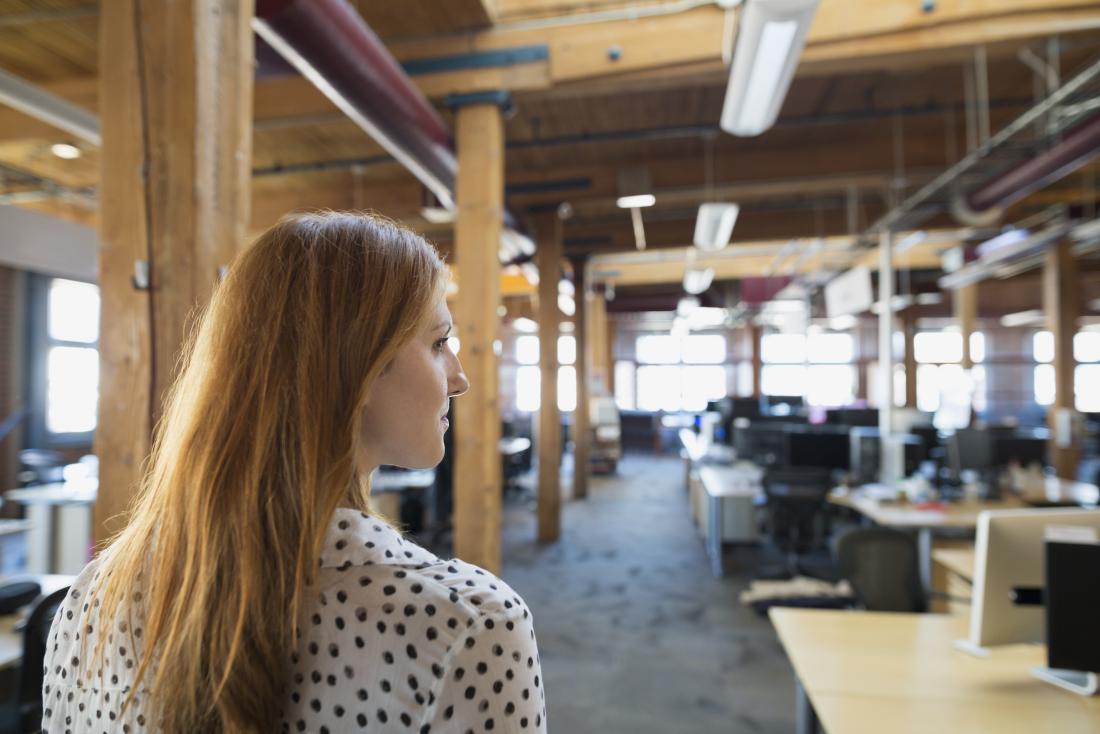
[41, 508, 547, 733]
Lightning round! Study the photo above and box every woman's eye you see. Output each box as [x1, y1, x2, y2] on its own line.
[434, 338, 448, 352]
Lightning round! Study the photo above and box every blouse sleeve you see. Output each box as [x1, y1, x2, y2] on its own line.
[420, 611, 547, 733]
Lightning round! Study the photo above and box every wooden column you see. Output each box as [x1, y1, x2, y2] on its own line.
[750, 324, 763, 399]
[588, 290, 611, 396]
[955, 283, 978, 369]
[903, 309, 919, 408]
[1043, 239, 1081, 478]
[571, 258, 589, 500]
[452, 101, 505, 573]
[605, 309, 617, 395]
[534, 213, 561, 543]
[95, 0, 253, 545]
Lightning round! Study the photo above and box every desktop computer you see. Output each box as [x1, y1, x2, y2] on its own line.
[955, 508, 1100, 656]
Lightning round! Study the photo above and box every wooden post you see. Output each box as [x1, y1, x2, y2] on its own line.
[452, 101, 505, 573]
[571, 257, 589, 500]
[903, 309, 919, 408]
[955, 283, 978, 370]
[605, 307, 617, 396]
[750, 324, 763, 399]
[1043, 239, 1081, 478]
[587, 289, 612, 396]
[95, 0, 253, 545]
[534, 213, 561, 543]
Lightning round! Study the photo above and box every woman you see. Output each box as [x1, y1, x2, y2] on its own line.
[42, 212, 547, 733]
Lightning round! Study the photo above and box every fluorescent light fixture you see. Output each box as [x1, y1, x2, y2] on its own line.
[720, 0, 820, 137]
[895, 230, 927, 253]
[50, 142, 81, 160]
[915, 292, 943, 306]
[512, 317, 538, 333]
[616, 194, 656, 209]
[677, 296, 700, 317]
[683, 266, 715, 295]
[1001, 309, 1045, 328]
[693, 203, 740, 251]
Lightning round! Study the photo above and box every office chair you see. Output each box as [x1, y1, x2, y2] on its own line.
[835, 527, 925, 613]
[0, 585, 70, 733]
[760, 467, 834, 579]
[16, 450, 65, 487]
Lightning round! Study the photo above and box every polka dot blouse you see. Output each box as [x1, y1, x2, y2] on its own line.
[41, 508, 547, 733]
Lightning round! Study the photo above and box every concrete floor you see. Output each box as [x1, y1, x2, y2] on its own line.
[498, 453, 797, 734]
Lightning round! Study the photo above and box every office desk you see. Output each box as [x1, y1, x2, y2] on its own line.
[371, 469, 435, 522]
[0, 574, 75, 670]
[4, 480, 97, 575]
[931, 546, 975, 615]
[829, 489, 1025, 589]
[695, 464, 763, 577]
[770, 607, 1100, 734]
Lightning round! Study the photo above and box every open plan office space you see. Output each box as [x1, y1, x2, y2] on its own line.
[1, 1, 1100, 733]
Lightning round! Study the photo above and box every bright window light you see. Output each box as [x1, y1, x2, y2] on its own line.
[558, 366, 577, 413]
[914, 331, 962, 364]
[970, 332, 986, 363]
[47, 346, 98, 433]
[49, 279, 99, 343]
[682, 365, 728, 412]
[807, 332, 854, 364]
[516, 366, 540, 412]
[1075, 332, 1100, 363]
[761, 364, 806, 397]
[1076, 365, 1100, 411]
[636, 334, 680, 364]
[805, 365, 856, 407]
[614, 360, 636, 411]
[681, 334, 726, 364]
[558, 335, 576, 365]
[737, 20, 799, 133]
[1033, 330, 1054, 363]
[515, 335, 539, 365]
[761, 333, 806, 364]
[1034, 364, 1055, 406]
[636, 365, 682, 412]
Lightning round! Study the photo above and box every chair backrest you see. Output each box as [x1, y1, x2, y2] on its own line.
[18, 586, 71, 723]
[836, 527, 925, 612]
[762, 468, 833, 551]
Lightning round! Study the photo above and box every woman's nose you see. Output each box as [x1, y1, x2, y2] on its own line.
[448, 355, 470, 398]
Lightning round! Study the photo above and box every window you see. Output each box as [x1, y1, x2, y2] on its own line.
[1033, 330, 1054, 363]
[614, 360, 636, 411]
[629, 333, 728, 411]
[636, 334, 680, 364]
[558, 366, 576, 413]
[557, 335, 576, 365]
[35, 278, 100, 441]
[1034, 363, 1055, 407]
[516, 366, 540, 413]
[915, 331, 962, 364]
[760, 331, 855, 406]
[1075, 332, 1100, 363]
[515, 335, 539, 365]
[1076, 332, 1100, 412]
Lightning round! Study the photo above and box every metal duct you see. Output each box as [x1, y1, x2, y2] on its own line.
[253, 0, 456, 208]
[966, 111, 1100, 214]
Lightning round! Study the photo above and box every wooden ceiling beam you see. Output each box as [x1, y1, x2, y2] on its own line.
[587, 237, 949, 288]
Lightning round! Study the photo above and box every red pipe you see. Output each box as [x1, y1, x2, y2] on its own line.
[254, 0, 457, 207]
[967, 111, 1100, 213]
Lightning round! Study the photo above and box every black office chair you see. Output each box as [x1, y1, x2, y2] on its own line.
[835, 527, 925, 613]
[0, 585, 70, 734]
[760, 467, 834, 579]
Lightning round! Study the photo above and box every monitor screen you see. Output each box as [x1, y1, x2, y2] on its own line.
[947, 428, 993, 475]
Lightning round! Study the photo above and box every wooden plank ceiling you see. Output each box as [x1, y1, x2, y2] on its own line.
[1, 0, 1100, 311]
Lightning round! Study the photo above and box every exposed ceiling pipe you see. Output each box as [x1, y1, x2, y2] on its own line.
[253, 0, 533, 261]
[954, 111, 1100, 224]
[0, 67, 100, 146]
[253, 0, 455, 208]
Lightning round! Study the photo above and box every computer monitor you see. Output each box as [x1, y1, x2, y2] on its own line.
[788, 430, 850, 471]
[946, 428, 993, 477]
[991, 436, 1047, 470]
[765, 395, 804, 415]
[955, 508, 1100, 655]
[825, 408, 879, 427]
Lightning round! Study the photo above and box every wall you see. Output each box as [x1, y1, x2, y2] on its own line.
[0, 205, 98, 282]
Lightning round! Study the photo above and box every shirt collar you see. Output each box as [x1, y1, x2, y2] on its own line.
[319, 508, 439, 570]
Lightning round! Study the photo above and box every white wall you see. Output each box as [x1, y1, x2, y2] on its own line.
[0, 205, 97, 282]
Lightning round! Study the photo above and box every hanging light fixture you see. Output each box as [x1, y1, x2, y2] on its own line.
[720, 0, 820, 137]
